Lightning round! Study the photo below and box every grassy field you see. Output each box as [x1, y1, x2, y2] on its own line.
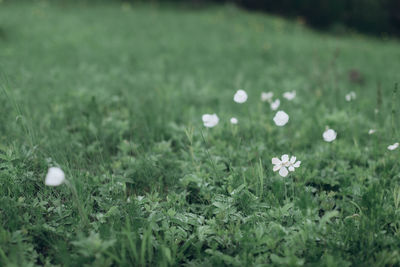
[1, 1, 400, 266]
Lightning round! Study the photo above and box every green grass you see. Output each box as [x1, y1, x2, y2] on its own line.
[1, 1, 400, 266]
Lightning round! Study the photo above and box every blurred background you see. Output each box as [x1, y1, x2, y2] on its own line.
[3, 0, 400, 36]
[42, 0, 400, 36]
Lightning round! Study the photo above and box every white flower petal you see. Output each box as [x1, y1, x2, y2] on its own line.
[388, 142, 399, 151]
[202, 113, 219, 128]
[279, 167, 289, 177]
[261, 92, 273, 102]
[323, 129, 337, 142]
[368, 129, 376, 135]
[288, 166, 295, 172]
[230, 117, 238, 124]
[234, 89, 248, 103]
[45, 167, 65, 186]
[270, 99, 280, 110]
[283, 91, 296, 100]
[281, 154, 289, 163]
[293, 161, 301, 168]
[290, 156, 296, 164]
[273, 165, 281, 172]
[202, 114, 210, 121]
[272, 157, 281, 165]
[273, 110, 289, 126]
[345, 91, 356, 102]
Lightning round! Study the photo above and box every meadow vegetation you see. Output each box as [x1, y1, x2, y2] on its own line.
[0, 1, 400, 266]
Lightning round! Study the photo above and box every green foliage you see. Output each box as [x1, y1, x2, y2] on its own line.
[0, 1, 400, 266]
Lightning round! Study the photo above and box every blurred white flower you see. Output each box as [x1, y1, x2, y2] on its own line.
[345, 91, 356, 102]
[202, 114, 219, 128]
[323, 128, 337, 142]
[288, 156, 301, 172]
[283, 91, 296, 100]
[45, 167, 65, 186]
[388, 142, 399, 151]
[261, 92, 273, 102]
[273, 110, 289, 126]
[233, 89, 248, 103]
[368, 129, 376, 135]
[270, 99, 280, 110]
[230, 117, 238, 124]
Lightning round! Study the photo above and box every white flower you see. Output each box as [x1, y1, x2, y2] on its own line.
[45, 167, 65, 186]
[288, 156, 301, 171]
[261, 92, 273, 102]
[273, 110, 289, 126]
[272, 155, 301, 177]
[272, 154, 290, 177]
[368, 129, 376, 135]
[270, 99, 280, 110]
[323, 129, 337, 142]
[345, 91, 356, 102]
[230, 117, 238, 124]
[233, 89, 248, 103]
[283, 91, 296, 100]
[388, 142, 399, 151]
[202, 114, 219, 128]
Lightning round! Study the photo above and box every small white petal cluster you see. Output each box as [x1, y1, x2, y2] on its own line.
[270, 99, 280, 110]
[272, 155, 301, 177]
[283, 91, 296, 101]
[273, 110, 289, 126]
[261, 92, 273, 102]
[202, 114, 219, 128]
[345, 91, 356, 102]
[230, 117, 238, 124]
[323, 128, 337, 142]
[368, 129, 376, 135]
[45, 167, 65, 186]
[388, 142, 399, 151]
[233, 89, 248, 103]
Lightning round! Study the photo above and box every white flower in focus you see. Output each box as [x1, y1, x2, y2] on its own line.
[323, 128, 337, 142]
[202, 114, 219, 128]
[273, 110, 289, 126]
[272, 155, 301, 177]
[368, 129, 376, 135]
[45, 167, 65, 186]
[345, 91, 356, 102]
[270, 99, 280, 110]
[272, 154, 289, 177]
[288, 156, 301, 172]
[283, 91, 296, 100]
[388, 142, 399, 151]
[230, 117, 238, 124]
[233, 89, 248, 103]
[261, 92, 273, 102]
